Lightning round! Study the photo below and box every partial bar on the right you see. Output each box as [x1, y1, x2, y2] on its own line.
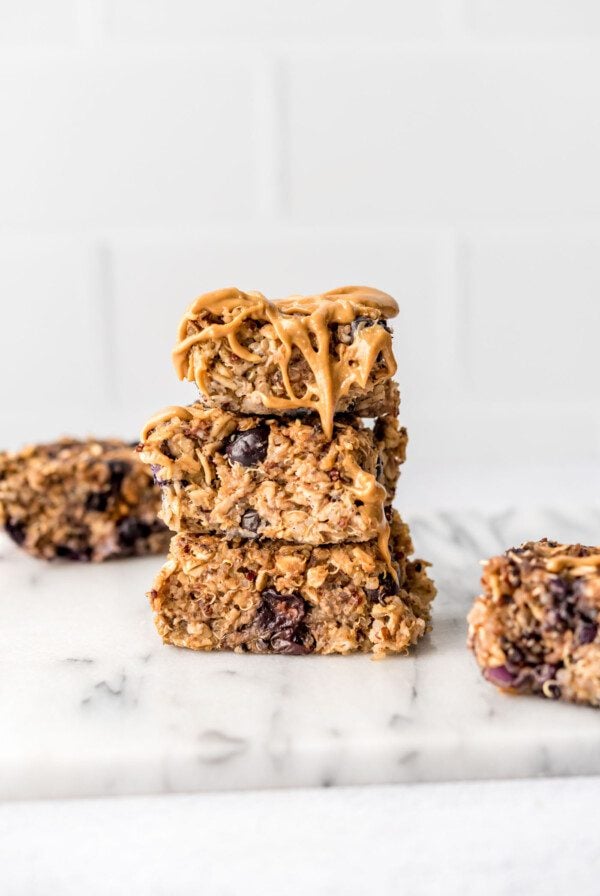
[468, 539, 600, 707]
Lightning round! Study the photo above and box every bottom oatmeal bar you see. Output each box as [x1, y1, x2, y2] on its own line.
[149, 511, 435, 657]
[0, 438, 169, 561]
[468, 539, 600, 706]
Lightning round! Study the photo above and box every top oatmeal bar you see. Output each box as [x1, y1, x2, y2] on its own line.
[172, 286, 399, 438]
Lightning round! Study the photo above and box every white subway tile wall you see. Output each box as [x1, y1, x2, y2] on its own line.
[0, 56, 257, 227]
[0, 1, 80, 44]
[0, 1, 598, 469]
[465, 0, 600, 37]
[288, 50, 600, 221]
[104, 0, 445, 41]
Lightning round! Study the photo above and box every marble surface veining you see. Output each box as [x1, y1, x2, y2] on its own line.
[2, 505, 600, 801]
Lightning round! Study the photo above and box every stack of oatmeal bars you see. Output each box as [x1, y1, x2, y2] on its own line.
[139, 286, 435, 657]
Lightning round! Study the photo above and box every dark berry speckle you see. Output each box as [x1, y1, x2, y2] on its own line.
[254, 588, 311, 654]
[5, 519, 26, 546]
[350, 316, 391, 340]
[576, 621, 598, 646]
[85, 491, 110, 512]
[55, 544, 92, 562]
[365, 572, 400, 603]
[484, 665, 516, 687]
[107, 459, 129, 491]
[150, 463, 172, 487]
[225, 426, 269, 467]
[116, 517, 152, 548]
[240, 509, 262, 535]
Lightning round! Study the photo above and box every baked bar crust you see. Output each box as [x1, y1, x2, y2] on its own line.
[172, 286, 399, 439]
[0, 438, 169, 562]
[148, 511, 435, 657]
[139, 403, 406, 545]
[468, 539, 600, 706]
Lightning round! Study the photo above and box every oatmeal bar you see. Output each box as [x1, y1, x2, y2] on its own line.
[139, 403, 406, 545]
[148, 511, 435, 657]
[172, 286, 399, 438]
[468, 539, 600, 707]
[0, 438, 169, 562]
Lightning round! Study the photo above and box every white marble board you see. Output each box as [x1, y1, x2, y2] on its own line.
[2, 506, 600, 801]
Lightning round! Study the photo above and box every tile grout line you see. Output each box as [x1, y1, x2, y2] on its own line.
[76, 0, 107, 47]
[440, 0, 468, 38]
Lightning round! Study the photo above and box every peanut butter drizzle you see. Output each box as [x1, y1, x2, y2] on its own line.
[546, 554, 600, 573]
[140, 406, 194, 442]
[344, 456, 394, 573]
[172, 286, 398, 440]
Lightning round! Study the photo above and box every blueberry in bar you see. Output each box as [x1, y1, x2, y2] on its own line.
[0, 438, 169, 561]
[148, 510, 435, 657]
[172, 286, 399, 439]
[468, 539, 600, 706]
[139, 403, 406, 545]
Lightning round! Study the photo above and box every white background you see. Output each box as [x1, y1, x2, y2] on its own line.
[2, 2, 600, 894]
[2, 0, 600, 482]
